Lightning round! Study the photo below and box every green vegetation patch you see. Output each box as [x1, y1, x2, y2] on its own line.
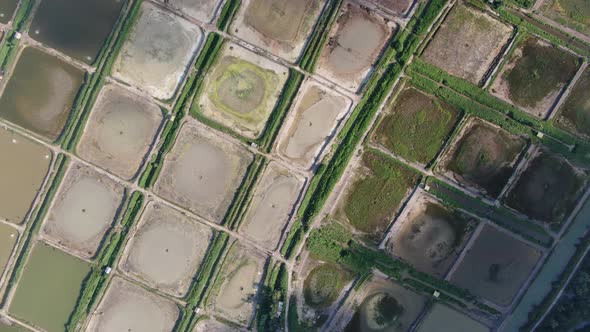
[495, 36, 579, 111]
[443, 118, 526, 198]
[541, 0, 590, 35]
[372, 87, 460, 165]
[556, 67, 590, 138]
[303, 263, 352, 309]
[505, 149, 587, 227]
[338, 150, 421, 237]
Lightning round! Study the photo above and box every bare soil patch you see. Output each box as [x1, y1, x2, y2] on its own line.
[159, 0, 222, 23]
[41, 162, 124, 258]
[490, 36, 580, 118]
[196, 43, 288, 139]
[112, 2, 203, 100]
[505, 148, 587, 227]
[0, 126, 51, 224]
[422, 5, 513, 84]
[154, 122, 253, 223]
[120, 202, 214, 297]
[231, 0, 322, 62]
[371, 0, 414, 16]
[383, 192, 476, 278]
[87, 277, 180, 332]
[77, 84, 163, 180]
[192, 317, 241, 332]
[439, 117, 526, 198]
[277, 80, 351, 169]
[209, 241, 267, 326]
[239, 162, 304, 250]
[449, 224, 542, 306]
[316, 2, 393, 91]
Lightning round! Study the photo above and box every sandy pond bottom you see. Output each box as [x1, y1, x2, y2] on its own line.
[240, 162, 303, 249]
[120, 202, 214, 297]
[0, 126, 51, 224]
[231, 0, 322, 62]
[383, 192, 475, 278]
[0, 223, 18, 277]
[87, 277, 179, 332]
[278, 81, 350, 168]
[29, 0, 124, 64]
[9, 242, 90, 332]
[210, 241, 267, 326]
[316, 2, 392, 91]
[77, 84, 163, 180]
[192, 317, 240, 332]
[0, 47, 84, 141]
[113, 2, 202, 100]
[449, 224, 541, 307]
[416, 303, 489, 332]
[154, 122, 253, 223]
[41, 162, 125, 258]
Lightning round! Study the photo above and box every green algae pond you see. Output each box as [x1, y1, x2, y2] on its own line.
[29, 0, 124, 64]
[0, 47, 84, 141]
[9, 241, 90, 332]
[0, 0, 18, 24]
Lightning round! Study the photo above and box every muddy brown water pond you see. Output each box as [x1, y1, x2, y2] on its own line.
[385, 194, 475, 278]
[0, 0, 17, 24]
[41, 163, 125, 258]
[416, 304, 489, 332]
[0, 319, 30, 332]
[0, 47, 84, 141]
[0, 223, 18, 277]
[9, 241, 90, 332]
[77, 85, 163, 180]
[317, 2, 391, 91]
[0, 127, 51, 224]
[449, 224, 541, 306]
[29, 0, 124, 64]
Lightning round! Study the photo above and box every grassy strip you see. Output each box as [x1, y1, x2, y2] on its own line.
[225, 155, 266, 229]
[176, 232, 230, 332]
[299, 0, 344, 72]
[216, 0, 240, 31]
[65, 191, 144, 331]
[0, 0, 36, 70]
[0, 154, 69, 307]
[425, 177, 553, 247]
[256, 262, 288, 331]
[59, 0, 142, 149]
[496, 7, 590, 58]
[258, 69, 304, 151]
[139, 33, 224, 188]
[519, 222, 590, 331]
[407, 62, 590, 164]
